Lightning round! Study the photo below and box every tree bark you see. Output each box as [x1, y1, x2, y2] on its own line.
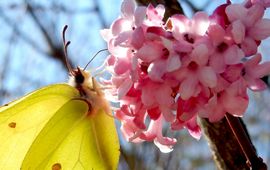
[135, 0, 267, 169]
[199, 117, 249, 169]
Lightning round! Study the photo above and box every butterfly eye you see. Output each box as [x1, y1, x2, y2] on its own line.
[75, 73, 85, 84]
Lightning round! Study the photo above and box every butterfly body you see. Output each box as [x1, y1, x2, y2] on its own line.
[69, 67, 111, 117]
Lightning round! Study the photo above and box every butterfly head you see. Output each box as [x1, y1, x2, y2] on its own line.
[68, 67, 92, 89]
[62, 25, 111, 117]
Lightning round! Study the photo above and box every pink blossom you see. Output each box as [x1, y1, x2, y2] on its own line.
[177, 44, 217, 100]
[251, 0, 270, 8]
[101, 0, 270, 152]
[200, 79, 248, 122]
[225, 3, 270, 55]
[207, 24, 245, 73]
[242, 53, 270, 91]
[142, 115, 177, 153]
[145, 4, 165, 26]
[169, 12, 210, 42]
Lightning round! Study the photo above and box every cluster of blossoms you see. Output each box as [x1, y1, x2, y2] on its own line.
[101, 0, 270, 152]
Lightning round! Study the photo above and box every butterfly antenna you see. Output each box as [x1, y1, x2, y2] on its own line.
[62, 25, 74, 75]
[83, 49, 108, 71]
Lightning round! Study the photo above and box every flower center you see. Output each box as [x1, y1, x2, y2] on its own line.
[184, 33, 194, 44]
[241, 68, 246, 76]
[162, 48, 170, 59]
[217, 42, 228, 53]
[188, 61, 198, 71]
[140, 62, 149, 73]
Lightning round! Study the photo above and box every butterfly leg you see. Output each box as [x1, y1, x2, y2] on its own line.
[71, 97, 92, 114]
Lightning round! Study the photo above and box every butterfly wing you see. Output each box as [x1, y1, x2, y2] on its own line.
[22, 106, 120, 170]
[0, 84, 80, 170]
[0, 83, 120, 170]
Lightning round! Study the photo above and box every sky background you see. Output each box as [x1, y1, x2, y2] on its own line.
[0, 0, 269, 169]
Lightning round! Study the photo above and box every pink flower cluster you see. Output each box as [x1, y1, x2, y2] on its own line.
[101, 0, 270, 152]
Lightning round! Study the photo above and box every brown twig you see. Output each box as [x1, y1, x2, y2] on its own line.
[225, 114, 267, 169]
[25, 0, 71, 70]
[0, 10, 47, 56]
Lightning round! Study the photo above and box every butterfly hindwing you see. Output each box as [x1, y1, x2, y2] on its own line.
[0, 84, 80, 170]
[21, 102, 120, 170]
[21, 99, 89, 169]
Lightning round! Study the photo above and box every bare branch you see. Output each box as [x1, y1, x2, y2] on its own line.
[0, 10, 47, 56]
[25, 0, 72, 70]
[0, 28, 17, 104]
[92, 0, 108, 28]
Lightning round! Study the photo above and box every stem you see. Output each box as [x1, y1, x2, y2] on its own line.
[225, 114, 267, 170]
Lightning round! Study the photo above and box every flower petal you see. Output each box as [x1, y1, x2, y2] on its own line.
[130, 27, 145, 49]
[221, 87, 248, 117]
[186, 116, 201, 140]
[209, 53, 226, 73]
[141, 82, 156, 106]
[221, 64, 243, 83]
[177, 97, 198, 121]
[100, 29, 112, 42]
[133, 111, 147, 129]
[208, 107, 226, 122]
[252, 61, 270, 78]
[173, 40, 193, 53]
[159, 106, 175, 122]
[136, 41, 164, 62]
[114, 31, 132, 46]
[134, 6, 147, 26]
[179, 77, 198, 100]
[231, 20, 245, 44]
[154, 138, 176, 153]
[251, 0, 270, 8]
[225, 4, 248, 22]
[147, 59, 166, 82]
[245, 75, 267, 91]
[191, 44, 209, 66]
[198, 66, 217, 88]
[244, 4, 264, 27]
[249, 19, 270, 40]
[143, 115, 177, 153]
[207, 24, 226, 45]
[108, 39, 129, 57]
[114, 57, 132, 75]
[112, 18, 132, 36]
[192, 12, 210, 36]
[155, 85, 174, 106]
[147, 107, 161, 120]
[224, 45, 244, 65]
[169, 15, 189, 40]
[166, 55, 181, 72]
[117, 77, 133, 99]
[241, 37, 258, 56]
[222, 94, 248, 117]
[212, 75, 230, 93]
[146, 4, 165, 25]
[121, 0, 135, 18]
[245, 53, 262, 68]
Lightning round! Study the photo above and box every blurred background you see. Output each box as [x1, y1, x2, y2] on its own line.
[0, 0, 269, 169]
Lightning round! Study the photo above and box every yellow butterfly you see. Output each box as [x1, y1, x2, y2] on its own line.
[0, 25, 120, 170]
